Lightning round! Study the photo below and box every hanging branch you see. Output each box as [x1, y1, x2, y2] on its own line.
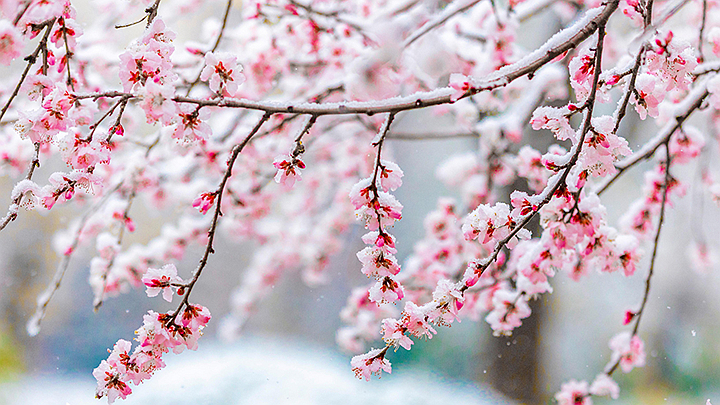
[166, 112, 272, 323]
[605, 142, 672, 376]
[363, 22, 610, 368]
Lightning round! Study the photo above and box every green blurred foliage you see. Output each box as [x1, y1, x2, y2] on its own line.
[0, 327, 24, 382]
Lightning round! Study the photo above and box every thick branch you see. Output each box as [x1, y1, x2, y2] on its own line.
[78, 0, 618, 117]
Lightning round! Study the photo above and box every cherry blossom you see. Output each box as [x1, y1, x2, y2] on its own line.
[200, 51, 245, 97]
[1, 0, 718, 402]
[142, 264, 184, 302]
[555, 380, 591, 405]
[351, 348, 392, 381]
[608, 331, 646, 373]
[273, 154, 306, 189]
[589, 373, 620, 399]
[0, 20, 22, 65]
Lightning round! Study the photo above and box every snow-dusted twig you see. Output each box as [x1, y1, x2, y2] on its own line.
[402, 0, 484, 48]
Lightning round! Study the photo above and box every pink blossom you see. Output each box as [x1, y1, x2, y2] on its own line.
[709, 27, 720, 57]
[21, 74, 54, 101]
[351, 348, 392, 381]
[273, 154, 305, 189]
[357, 245, 401, 278]
[449, 73, 474, 102]
[119, 49, 164, 92]
[616, 234, 642, 276]
[172, 104, 212, 144]
[139, 79, 177, 124]
[368, 276, 404, 303]
[515, 146, 549, 192]
[378, 160, 403, 192]
[0, 20, 22, 65]
[142, 264, 183, 302]
[669, 127, 704, 164]
[608, 331, 646, 373]
[632, 73, 664, 120]
[401, 301, 436, 339]
[485, 289, 531, 336]
[463, 202, 512, 245]
[181, 304, 211, 330]
[349, 178, 373, 209]
[192, 192, 216, 215]
[621, 0, 643, 23]
[555, 380, 591, 405]
[569, 48, 595, 102]
[380, 318, 413, 350]
[354, 190, 403, 231]
[93, 359, 132, 404]
[142, 18, 176, 48]
[200, 51, 245, 97]
[530, 106, 577, 142]
[51, 17, 82, 49]
[361, 230, 397, 251]
[427, 279, 464, 325]
[688, 241, 718, 274]
[589, 373, 619, 399]
[646, 31, 698, 92]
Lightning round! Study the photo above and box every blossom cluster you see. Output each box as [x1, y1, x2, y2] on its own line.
[350, 159, 405, 304]
[1, 0, 719, 402]
[94, 264, 210, 403]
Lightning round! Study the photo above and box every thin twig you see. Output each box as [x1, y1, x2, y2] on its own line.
[167, 112, 272, 323]
[0, 143, 40, 232]
[26, 182, 124, 336]
[402, 0, 483, 48]
[605, 144, 672, 375]
[698, 0, 708, 63]
[596, 82, 709, 195]
[185, 0, 234, 96]
[0, 18, 56, 123]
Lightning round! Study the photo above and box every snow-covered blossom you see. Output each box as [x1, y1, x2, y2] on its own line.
[463, 202, 514, 245]
[530, 106, 577, 142]
[142, 264, 183, 302]
[569, 46, 596, 102]
[0, 20, 22, 65]
[351, 348, 391, 381]
[589, 373, 620, 399]
[646, 31, 697, 92]
[200, 51, 245, 97]
[273, 154, 306, 189]
[555, 380, 591, 405]
[632, 73, 664, 119]
[401, 301, 437, 339]
[368, 276, 404, 303]
[139, 79, 177, 124]
[608, 331, 646, 373]
[173, 105, 212, 144]
[380, 318, 413, 350]
[485, 289, 531, 336]
[93, 357, 132, 404]
[449, 73, 474, 101]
